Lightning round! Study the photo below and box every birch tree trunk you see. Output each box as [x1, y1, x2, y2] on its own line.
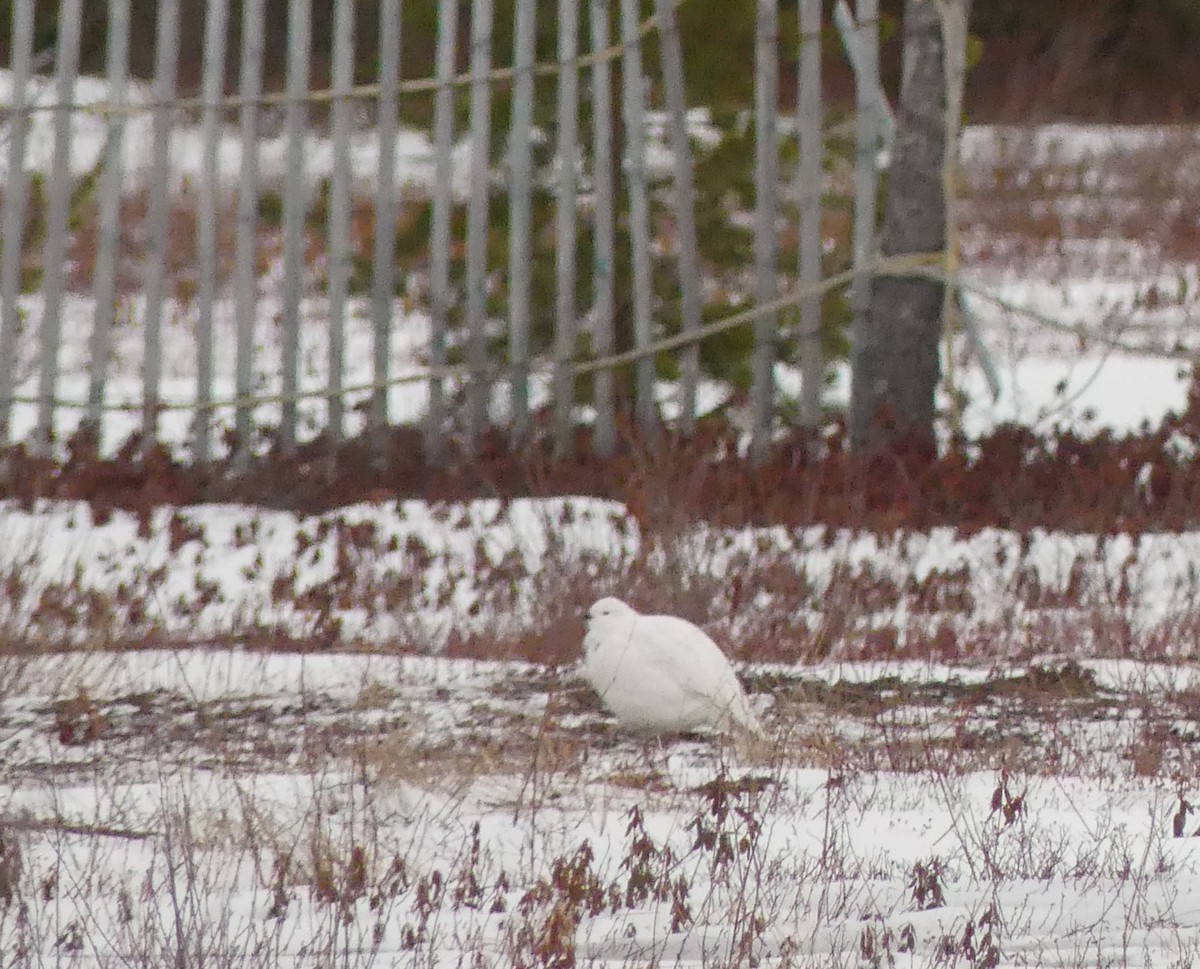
[850, 0, 972, 457]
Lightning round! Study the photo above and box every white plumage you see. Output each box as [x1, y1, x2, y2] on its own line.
[581, 597, 764, 737]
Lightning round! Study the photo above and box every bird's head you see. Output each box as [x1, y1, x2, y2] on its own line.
[585, 596, 635, 627]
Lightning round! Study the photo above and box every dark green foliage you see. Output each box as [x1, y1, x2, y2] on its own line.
[349, 250, 373, 295]
[257, 191, 285, 229]
[20, 174, 47, 294]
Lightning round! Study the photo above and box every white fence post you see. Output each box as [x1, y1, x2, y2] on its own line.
[372, 0, 404, 460]
[465, 0, 495, 454]
[654, 0, 702, 436]
[34, 0, 84, 453]
[589, 0, 616, 458]
[833, 0, 895, 155]
[280, 0, 313, 457]
[427, 0, 459, 463]
[797, 0, 823, 429]
[0, 0, 35, 446]
[619, 0, 656, 436]
[507, 0, 537, 447]
[553, 0, 581, 456]
[326, 0, 355, 449]
[192, 0, 230, 466]
[86, 0, 132, 448]
[750, 0, 779, 465]
[138, 0, 180, 449]
[233, 0, 266, 467]
[848, 0, 881, 438]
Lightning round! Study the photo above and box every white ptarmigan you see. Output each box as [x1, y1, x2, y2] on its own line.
[581, 597, 764, 737]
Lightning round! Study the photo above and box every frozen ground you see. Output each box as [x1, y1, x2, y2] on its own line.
[5, 492, 1200, 964]
[4, 93, 1200, 964]
[7, 495, 1200, 656]
[6, 647, 1200, 965]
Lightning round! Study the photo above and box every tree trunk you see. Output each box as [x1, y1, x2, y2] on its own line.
[850, 0, 971, 457]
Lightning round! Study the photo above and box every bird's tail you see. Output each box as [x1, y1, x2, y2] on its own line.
[727, 694, 766, 739]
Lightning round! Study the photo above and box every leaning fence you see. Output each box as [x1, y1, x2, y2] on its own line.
[0, 0, 900, 468]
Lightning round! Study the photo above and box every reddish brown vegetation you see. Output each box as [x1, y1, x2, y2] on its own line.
[7, 373, 1200, 535]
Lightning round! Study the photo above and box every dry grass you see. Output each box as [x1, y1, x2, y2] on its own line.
[4, 631, 1200, 966]
[2, 122, 1200, 966]
[962, 126, 1200, 275]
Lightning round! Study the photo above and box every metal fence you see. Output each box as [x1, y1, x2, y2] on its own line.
[0, 0, 896, 466]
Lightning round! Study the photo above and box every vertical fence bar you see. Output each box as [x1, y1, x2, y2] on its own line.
[848, 0, 879, 436]
[326, 0, 354, 448]
[553, 0, 580, 455]
[619, 0, 655, 435]
[588, 0, 615, 458]
[34, 0, 84, 453]
[750, 0, 779, 465]
[427, 0, 459, 462]
[833, 0, 895, 154]
[0, 0, 36, 445]
[507, 0, 536, 446]
[654, 0, 701, 435]
[139, 0, 180, 448]
[371, 0, 402, 459]
[193, 0, 229, 465]
[86, 0, 131, 447]
[464, 0, 494, 454]
[797, 0, 823, 429]
[279, 0, 312, 456]
[940, 0, 973, 422]
[233, 0, 265, 467]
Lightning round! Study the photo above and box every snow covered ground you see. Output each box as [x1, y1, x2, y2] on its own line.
[5, 93, 1200, 964]
[5, 495, 1200, 657]
[5, 490, 1200, 964]
[5, 645, 1200, 966]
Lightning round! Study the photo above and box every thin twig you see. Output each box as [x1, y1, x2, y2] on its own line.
[2, 816, 158, 840]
